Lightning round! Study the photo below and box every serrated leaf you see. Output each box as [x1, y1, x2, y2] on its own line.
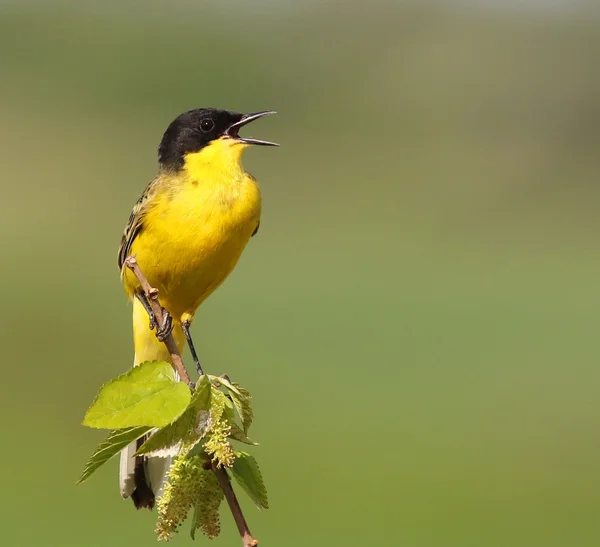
[194, 374, 212, 397]
[231, 451, 268, 510]
[135, 414, 191, 458]
[229, 386, 253, 434]
[228, 423, 258, 445]
[209, 375, 241, 396]
[83, 361, 191, 429]
[136, 376, 212, 457]
[77, 426, 151, 484]
[223, 394, 236, 423]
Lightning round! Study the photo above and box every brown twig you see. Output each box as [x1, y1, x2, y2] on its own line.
[213, 463, 259, 547]
[124, 256, 191, 386]
[124, 255, 259, 547]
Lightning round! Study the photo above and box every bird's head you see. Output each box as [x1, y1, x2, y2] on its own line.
[158, 108, 277, 171]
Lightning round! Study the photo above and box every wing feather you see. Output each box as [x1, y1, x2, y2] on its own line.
[117, 176, 163, 271]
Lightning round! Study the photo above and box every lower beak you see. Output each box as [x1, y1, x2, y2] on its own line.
[226, 111, 278, 146]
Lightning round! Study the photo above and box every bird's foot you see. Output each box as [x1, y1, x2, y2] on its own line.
[155, 310, 174, 342]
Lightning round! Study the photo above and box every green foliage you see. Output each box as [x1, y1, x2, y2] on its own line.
[208, 375, 241, 394]
[82, 361, 192, 429]
[231, 451, 269, 510]
[228, 422, 258, 445]
[222, 381, 254, 434]
[135, 375, 212, 457]
[77, 426, 151, 484]
[80, 364, 267, 540]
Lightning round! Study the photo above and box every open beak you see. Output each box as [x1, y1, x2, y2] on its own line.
[226, 110, 278, 146]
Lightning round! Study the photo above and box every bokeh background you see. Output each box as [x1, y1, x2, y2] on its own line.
[1, 1, 600, 545]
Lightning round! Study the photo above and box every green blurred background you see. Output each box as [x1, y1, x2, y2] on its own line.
[1, 1, 599, 545]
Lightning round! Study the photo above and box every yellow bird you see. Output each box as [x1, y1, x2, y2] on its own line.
[117, 108, 277, 509]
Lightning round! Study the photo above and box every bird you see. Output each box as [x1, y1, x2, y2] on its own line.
[117, 108, 277, 509]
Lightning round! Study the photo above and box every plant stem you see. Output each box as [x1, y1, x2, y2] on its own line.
[213, 464, 259, 547]
[124, 256, 191, 386]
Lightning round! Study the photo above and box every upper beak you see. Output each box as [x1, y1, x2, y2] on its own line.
[226, 110, 278, 146]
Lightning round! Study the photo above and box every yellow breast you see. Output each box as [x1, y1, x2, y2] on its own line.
[125, 138, 261, 321]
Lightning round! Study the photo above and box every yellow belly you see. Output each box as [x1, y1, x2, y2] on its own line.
[123, 173, 261, 322]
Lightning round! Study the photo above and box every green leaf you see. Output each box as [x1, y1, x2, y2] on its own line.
[135, 411, 193, 457]
[77, 426, 151, 484]
[229, 385, 253, 434]
[83, 361, 191, 429]
[231, 451, 268, 510]
[228, 423, 258, 445]
[193, 375, 212, 409]
[208, 375, 241, 396]
[136, 375, 212, 457]
[223, 393, 236, 423]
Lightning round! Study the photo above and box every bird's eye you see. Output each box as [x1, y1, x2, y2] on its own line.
[200, 118, 214, 132]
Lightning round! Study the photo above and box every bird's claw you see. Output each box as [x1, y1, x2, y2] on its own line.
[148, 312, 157, 331]
[155, 310, 174, 342]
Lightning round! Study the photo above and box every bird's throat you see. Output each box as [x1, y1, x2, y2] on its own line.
[182, 137, 249, 183]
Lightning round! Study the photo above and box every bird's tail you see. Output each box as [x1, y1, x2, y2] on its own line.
[119, 297, 185, 509]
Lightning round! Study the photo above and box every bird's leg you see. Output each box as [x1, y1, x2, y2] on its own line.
[182, 320, 204, 376]
[135, 291, 173, 342]
[135, 292, 156, 330]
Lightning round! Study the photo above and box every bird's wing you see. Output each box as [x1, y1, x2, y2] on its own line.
[118, 176, 163, 271]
